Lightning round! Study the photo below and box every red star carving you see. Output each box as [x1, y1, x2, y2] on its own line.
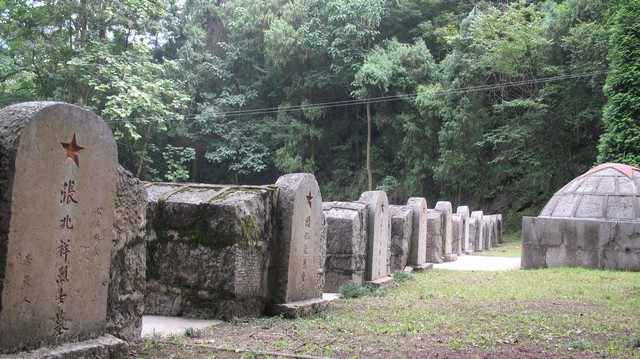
[306, 192, 314, 207]
[61, 134, 84, 168]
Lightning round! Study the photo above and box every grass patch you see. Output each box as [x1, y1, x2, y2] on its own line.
[474, 231, 522, 257]
[392, 270, 415, 283]
[133, 268, 640, 358]
[339, 282, 388, 299]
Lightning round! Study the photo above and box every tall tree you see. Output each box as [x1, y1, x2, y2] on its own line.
[597, 0, 640, 166]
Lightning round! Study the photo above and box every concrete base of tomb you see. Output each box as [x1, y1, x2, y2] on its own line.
[465, 250, 474, 255]
[4, 335, 127, 359]
[367, 276, 394, 288]
[403, 266, 414, 273]
[271, 298, 330, 318]
[412, 263, 433, 272]
[444, 254, 458, 262]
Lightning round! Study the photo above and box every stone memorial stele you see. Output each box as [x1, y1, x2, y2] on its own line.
[407, 198, 428, 267]
[426, 209, 444, 263]
[471, 211, 484, 252]
[0, 102, 122, 354]
[483, 216, 493, 250]
[273, 173, 325, 303]
[456, 206, 472, 254]
[358, 191, 391, 282]
[435, 201, 456, 262]
[452, 214, 463, 256]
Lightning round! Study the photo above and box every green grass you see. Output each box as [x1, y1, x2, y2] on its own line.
[135, 267, 640, 358]
[474, 231, 523, 257]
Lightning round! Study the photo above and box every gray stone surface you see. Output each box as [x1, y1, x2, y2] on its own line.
[271, 173, 325, 304]
[539, 164, 640, 221]
[471, 211, 484, 252]
[322, 202, 368, 292]
[434, 201, 453, 259]
[482, 216, 493, 250]
[456, 206, 471, 254]
[358, 191, 391, 281]
[107, 166, 147, 343]
[271, 298, 330, 318]
[407, 198, 428, 266]
[389, 205, 413, 272]
[522, 216, 640, 271]
[0, 102, 117, 353]
[145, 183, 274, 320]
[1, 334, 128, 359]
[452, 214, 464, 258]
[426, 209, 444, 263]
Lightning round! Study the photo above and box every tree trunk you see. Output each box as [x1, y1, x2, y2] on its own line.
[366, 101, 373, 191]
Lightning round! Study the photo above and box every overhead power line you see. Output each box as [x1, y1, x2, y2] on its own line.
[104, 69, 608, 124]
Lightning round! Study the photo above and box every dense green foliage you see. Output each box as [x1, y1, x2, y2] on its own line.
[1, 0, 627, 223]
[597, 0, 640, 166]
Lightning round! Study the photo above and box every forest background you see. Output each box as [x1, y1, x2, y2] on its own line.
[2, 0, 636, 230]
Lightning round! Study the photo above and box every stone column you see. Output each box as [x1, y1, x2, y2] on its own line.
[456, 206, 471, 255]
[358, 191, 391, 283]
[0, 102, 124, 355]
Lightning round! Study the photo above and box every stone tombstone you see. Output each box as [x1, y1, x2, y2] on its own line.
[322, 201, 368, 292]
[273, 173, 325, 303]
[456, 206, 471, 254]
[483, 216, 493, 250]
[468, 215, 478, 252]
[358, 191, 391, 281]
[471, 211, 484, 252]
[426, 209, 444, 263]
[0, 102, 118, 353]
[496, 214, 503, 244]
[435, 201, 455, 262]
[389, 205, 413, 272]
[407, 197, 428, 266]
[452, 214, 464, 256]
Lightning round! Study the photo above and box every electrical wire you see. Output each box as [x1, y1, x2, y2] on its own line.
[103, 69, 608, 124]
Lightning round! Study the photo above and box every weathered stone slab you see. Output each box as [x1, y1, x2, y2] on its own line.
[322, 202, 368, 292]
[471, 211, 484, 252]
[456, 206, 471, 254]
[495, 214, 503, 244]
[0, 102, 117, 353]
[426, 210, 444, 263]
[452, 214, 464, 258]
[389, 205, 413, 272]
[522, 216, 640, 271]
[3, 334, 128, 359]
[407, 198, 428, 266]
[435, 201, 453, 260]
[358, 191, 391, 281]
[107, 166, 147, 342]
[271, 173, 325, 304]
[145, 183, 274, 320]
[482, 216, 493, 250]
[271, 298, 330, 319]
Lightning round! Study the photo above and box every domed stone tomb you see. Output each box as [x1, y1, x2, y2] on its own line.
[521, 163, 640, 270]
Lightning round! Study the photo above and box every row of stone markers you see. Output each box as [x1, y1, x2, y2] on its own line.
[323, 194, 503, 292]
[0, 101, 503, 356]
